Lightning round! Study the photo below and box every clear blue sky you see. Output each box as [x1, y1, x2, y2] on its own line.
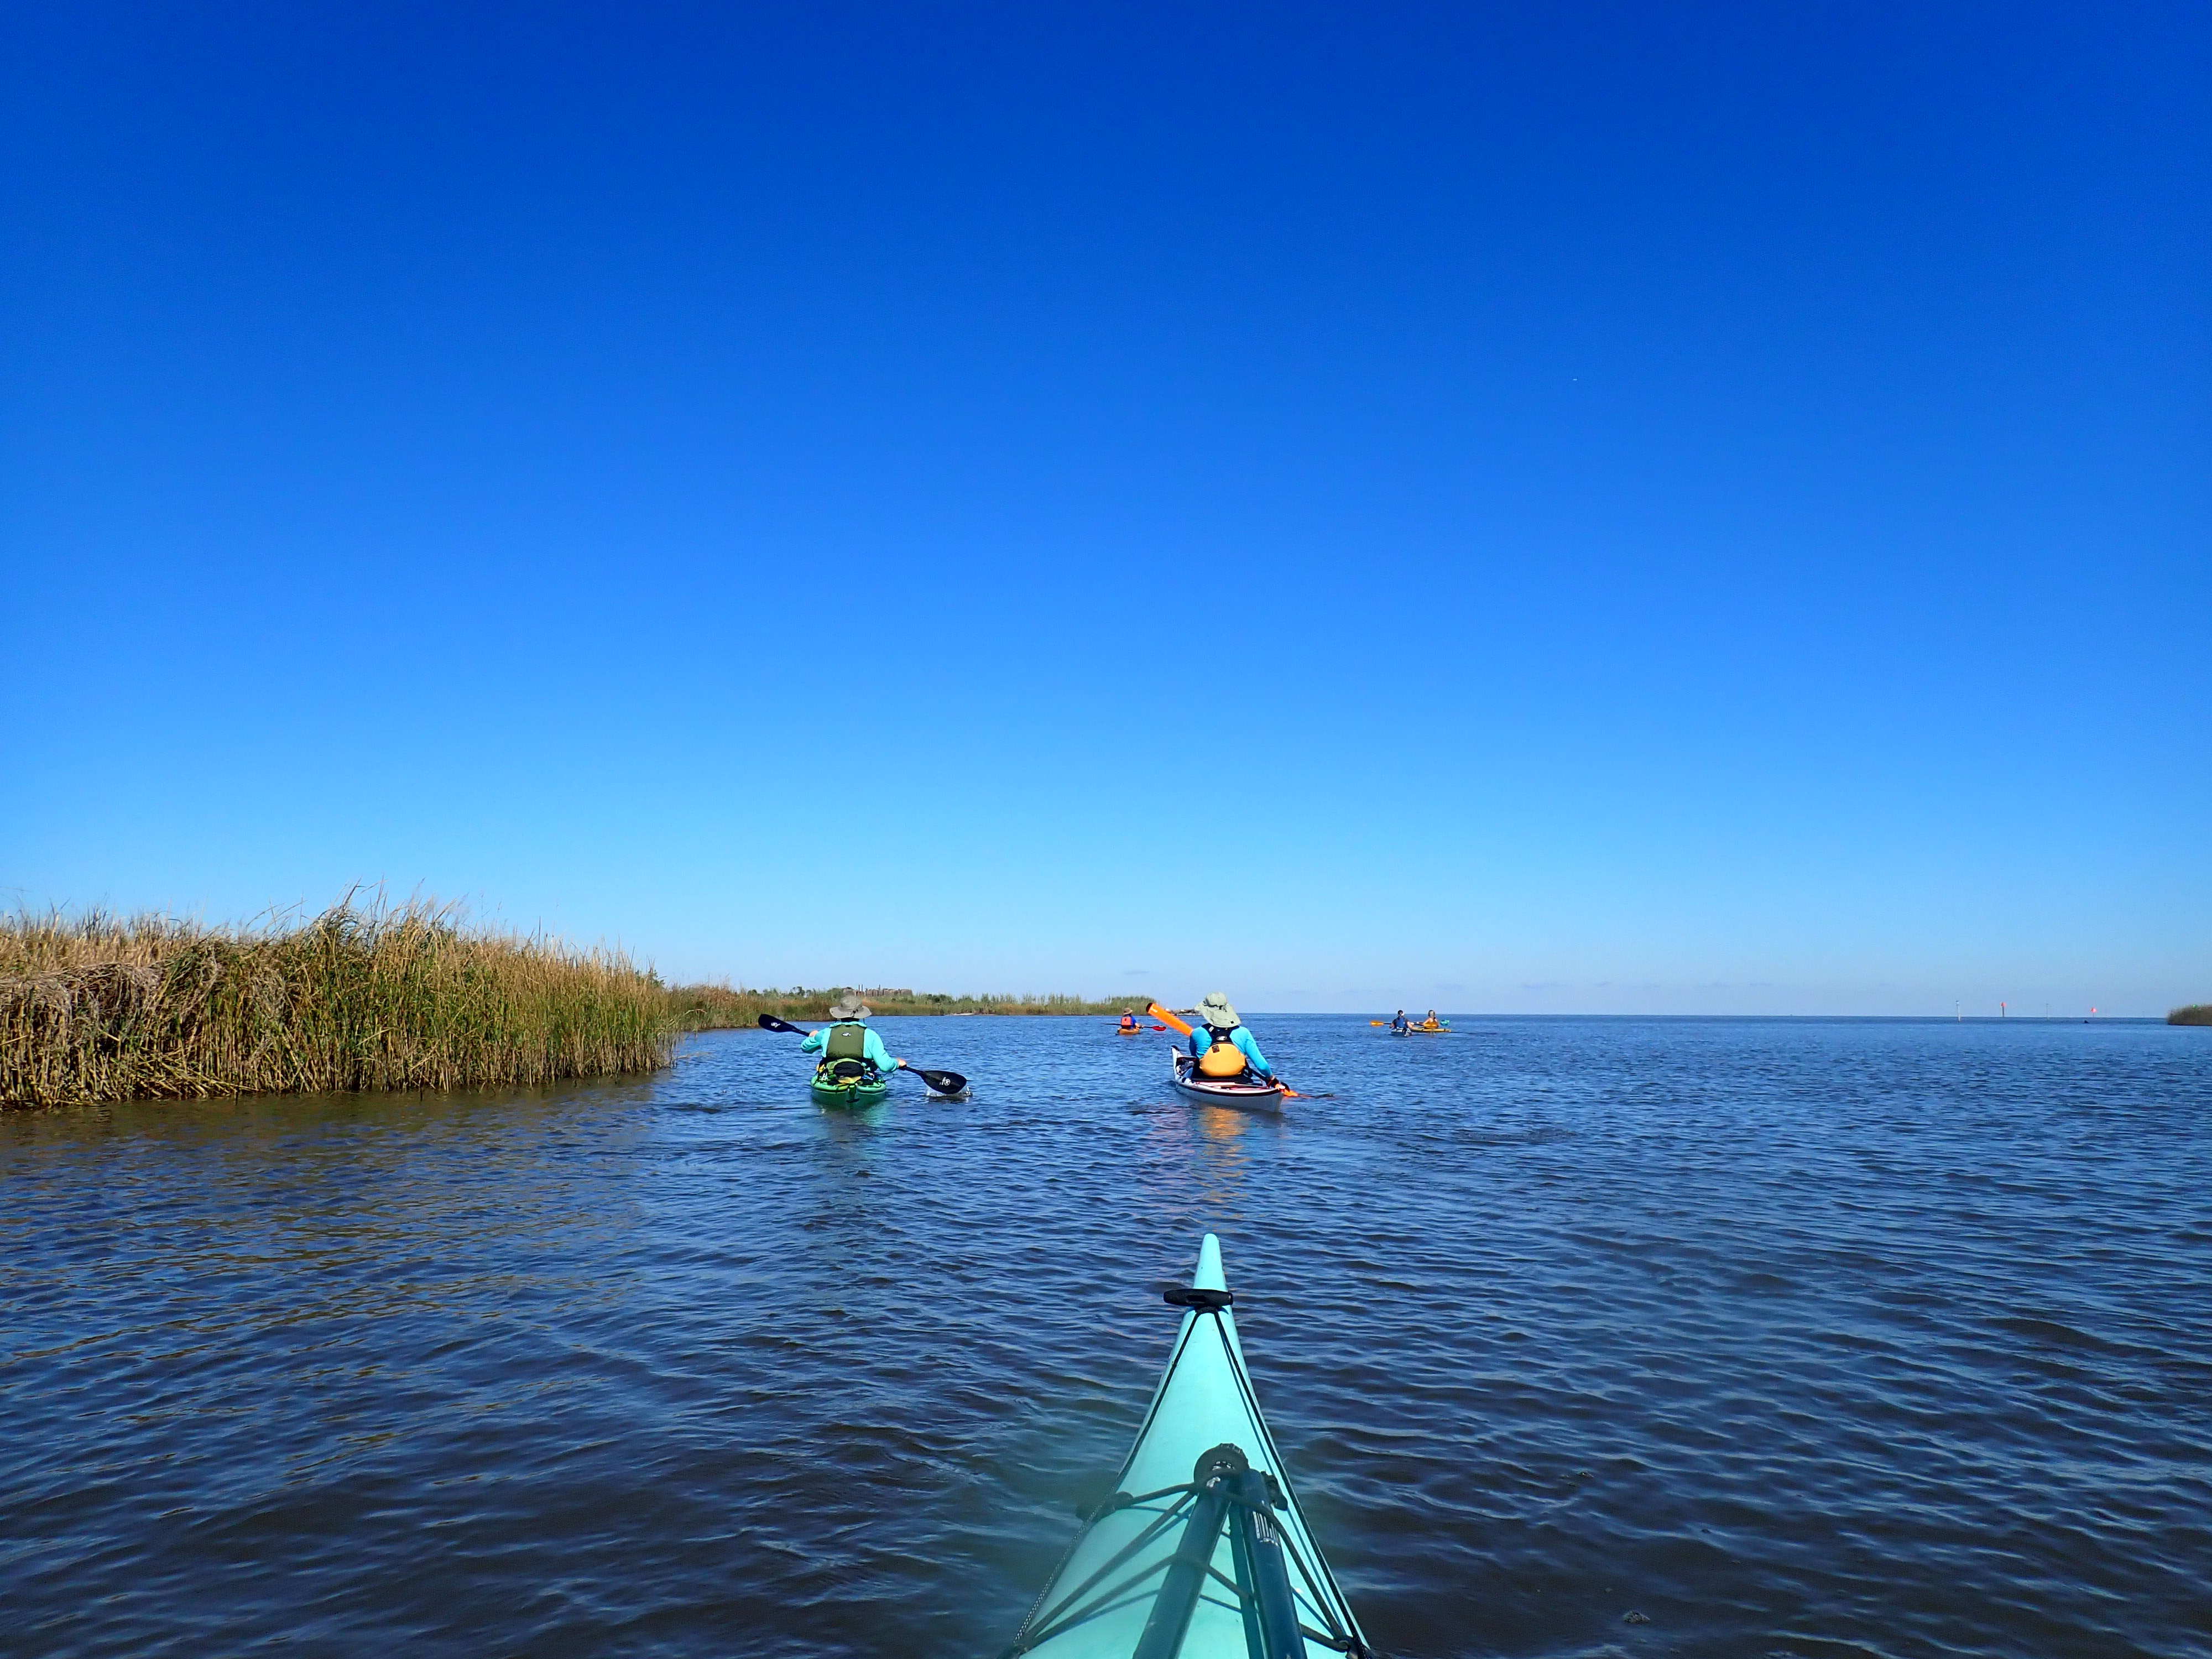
[5, 4, 2206, 1015]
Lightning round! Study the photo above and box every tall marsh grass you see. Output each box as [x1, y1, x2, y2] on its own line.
[1, 900, 672, 1108]
[2171, 1004, 2212, 1026]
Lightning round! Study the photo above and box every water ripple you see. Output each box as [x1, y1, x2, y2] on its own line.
[3, 1017, 2207, 1657]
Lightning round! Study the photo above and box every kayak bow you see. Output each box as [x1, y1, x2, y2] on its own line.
[1002, 1235, 1369, 1659]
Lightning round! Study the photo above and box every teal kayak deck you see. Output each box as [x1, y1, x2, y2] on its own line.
[1004, 1235, 1368, 1659]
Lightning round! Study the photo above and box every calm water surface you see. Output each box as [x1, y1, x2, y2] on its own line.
[4, 1017, 2208, 1658]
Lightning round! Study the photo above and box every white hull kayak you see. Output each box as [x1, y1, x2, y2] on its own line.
[1169, 1047, 1288, 1112]
[1000, 1234, 1369, 1659]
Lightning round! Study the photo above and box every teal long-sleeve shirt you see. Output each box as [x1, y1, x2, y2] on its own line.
[801, 1024, 899, 1072]
[1189, 1025, 1271, 1076]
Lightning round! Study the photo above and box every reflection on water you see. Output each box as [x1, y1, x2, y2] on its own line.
[1196, 1103, 1255, 1146]
[1131, 1099, 1266, 1219]
[3, 1016, 2208, 1658]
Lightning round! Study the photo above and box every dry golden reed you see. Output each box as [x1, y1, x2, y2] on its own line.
[1, 898, 672, 1108]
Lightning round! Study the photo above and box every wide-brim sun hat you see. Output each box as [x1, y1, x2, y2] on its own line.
[1195, 992, 1240, 1029]
[828, 1001, 872, 1020]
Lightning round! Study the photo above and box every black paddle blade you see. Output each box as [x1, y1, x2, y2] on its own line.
[757, 1013, 806, 1034]
[908, 1066, 967, 1094]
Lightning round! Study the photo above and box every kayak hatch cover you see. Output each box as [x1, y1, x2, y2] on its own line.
[1000, 1234, 1370, 1659]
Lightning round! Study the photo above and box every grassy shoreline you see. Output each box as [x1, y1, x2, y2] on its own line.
[2, 904, 1151, 1107]
[2, 902, 671, 1108]
[2171, 1004, 2212, 1026]
[664, 984, 1153, 1030]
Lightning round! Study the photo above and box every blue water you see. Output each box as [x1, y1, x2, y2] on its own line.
[3, 1016, 2208, 1658]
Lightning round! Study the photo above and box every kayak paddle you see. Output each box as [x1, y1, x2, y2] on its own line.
[753, 1013, 969, 1095]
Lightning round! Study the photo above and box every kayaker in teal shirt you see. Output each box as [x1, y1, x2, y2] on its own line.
[801, 1003, 905, 1075]
[1187, 992, 1274, 1078]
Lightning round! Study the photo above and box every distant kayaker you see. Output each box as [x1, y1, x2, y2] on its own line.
[1187, 992, 1274, 1080]
[801, 1001, 906, 1078]
[1390, 1009, 1408, 1033]
[1119, 1009, 1140, 1031]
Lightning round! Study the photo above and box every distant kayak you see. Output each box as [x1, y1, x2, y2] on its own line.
[811, 1065, 890, 1107]
[999, 1233, 1369, 1659]
[1117, 1026, 1144, 1036]
[1170, 1047, 1287, 1112]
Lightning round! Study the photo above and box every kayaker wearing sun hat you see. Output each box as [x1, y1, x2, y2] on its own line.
[1188, 992, 1275, 1080]
[801, 1001, 906, 1077]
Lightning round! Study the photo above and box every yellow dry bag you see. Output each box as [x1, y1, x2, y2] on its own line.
[1198, 1034, 1248, 1077]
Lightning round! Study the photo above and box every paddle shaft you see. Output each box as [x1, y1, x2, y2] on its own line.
[1132, 1457, 1239, 1659]
[1230, 1466, 1307, 1659]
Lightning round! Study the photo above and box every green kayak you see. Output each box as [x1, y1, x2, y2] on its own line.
[1001, 1234, 1369, 1659]
[810, 1062, 890, 1108]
